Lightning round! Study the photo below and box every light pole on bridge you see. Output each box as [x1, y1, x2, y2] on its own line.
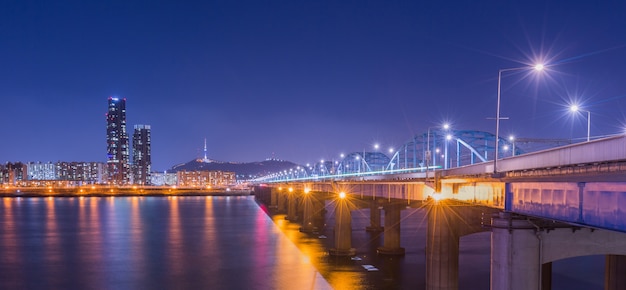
[570, 105, 591, 142]
[494, 63, 545, 175]
[426, 123, 449, 180]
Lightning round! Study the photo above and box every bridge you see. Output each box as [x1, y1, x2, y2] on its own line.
[252, 133, 626, 290]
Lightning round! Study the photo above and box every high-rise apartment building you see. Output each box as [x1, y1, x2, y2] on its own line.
[106, 97, 130, 185]
[132, 125, 152, 185]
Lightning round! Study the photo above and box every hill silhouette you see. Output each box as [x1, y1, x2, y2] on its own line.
[170, 159, 299, 179]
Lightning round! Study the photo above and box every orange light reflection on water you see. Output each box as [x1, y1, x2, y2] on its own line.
[270, 213, 365, 290]
[167, 196, 183, 277]
[1, 198, 18, 267]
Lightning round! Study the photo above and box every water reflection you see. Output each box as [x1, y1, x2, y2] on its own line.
[1, 198, 19, 281]
[0, 196, 335, 289]
[271, 212, 367, 290]
[0, 196, 604, 289]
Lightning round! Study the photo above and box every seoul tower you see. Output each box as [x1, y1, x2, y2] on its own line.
[203, 138, 210, 163]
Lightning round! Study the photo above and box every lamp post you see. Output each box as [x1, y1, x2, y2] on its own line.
[570, 105, 591, 142]
[509, 135, 516, 156]
[445, 134, 452, 169]
[494, 64, 544, 175]
[426, 123, 449, 178]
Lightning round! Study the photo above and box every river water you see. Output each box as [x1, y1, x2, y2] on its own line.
[0, 196, 604, 289]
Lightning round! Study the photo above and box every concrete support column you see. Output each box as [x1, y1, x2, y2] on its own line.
[299, 194, 316, 233]
[270, 188, 279, 209]
[286, 191, 298, 222]
[491, 213, 541, 290]
[296, 194, 304, 221]
[329, 198, 355, 256]
[378, 204, 405, 255]
[313, 198, 326, 231]
[605, 255, 626, 290]
[426, 203, 460, 290]
[366, 200, 384, 232]
[277, 190, 287, 213]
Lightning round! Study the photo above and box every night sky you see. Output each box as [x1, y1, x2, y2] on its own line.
[2, 1, 626, 171]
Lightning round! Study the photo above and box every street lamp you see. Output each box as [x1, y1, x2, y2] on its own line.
[494, 64, 544, 174]
[445, 134, 452, 169]
[508, 135, 516, 156]
[570, 105, 591, 142]
[426, 123, 448, 181]
[426, 123, 449, 171]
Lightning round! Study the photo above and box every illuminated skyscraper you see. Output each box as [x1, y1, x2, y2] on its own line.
[106, 97, 130, 184]
[132, 125, 151, 185]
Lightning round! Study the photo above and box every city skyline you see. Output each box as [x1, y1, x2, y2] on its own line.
[2, 1, 626, 171]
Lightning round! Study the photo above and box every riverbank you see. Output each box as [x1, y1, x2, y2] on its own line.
[0, 187, 253, 197]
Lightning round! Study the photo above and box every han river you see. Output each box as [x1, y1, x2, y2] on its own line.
[0, 195, 605, 289]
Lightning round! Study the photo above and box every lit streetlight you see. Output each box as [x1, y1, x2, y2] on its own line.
[509, 135, 516, 156]
[426, 123, 450, 173]
[445, 134, 452, 169]
[494, 63, 545, 174]
[570, 105, 591, 142]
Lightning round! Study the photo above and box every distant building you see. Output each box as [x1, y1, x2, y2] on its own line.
[132, 125, 151, 185]
[27, 162, 56, 180]
[56, 162, 107, 184]
[106, 97, 130, 185]
[176, 170, 236, 188]
[0, 162, 27, 185]
[150, 172, 177, 186]
[21, 161, 107, 186]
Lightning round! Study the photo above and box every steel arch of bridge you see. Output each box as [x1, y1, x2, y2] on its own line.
[387, 129, 519, 171]
[255, 130, 528, 181]
[335, 151, 391, 175]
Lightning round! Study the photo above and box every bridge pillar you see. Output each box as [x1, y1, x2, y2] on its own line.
[313, 197, 327, 230]
[299, 192, 317, 233]
[377, 203, 405, 255]
[491, 212, 543, 290]
[426, 202, 460, 290]
[277, 189, 287, 213]
[366, 200, 384, 232]
[286, 191, 298, 222]
[605, 255, 626, 290]
[296, 193, 304, 221]
[329, 197, 355, 256]
[269, 188, 279, 208]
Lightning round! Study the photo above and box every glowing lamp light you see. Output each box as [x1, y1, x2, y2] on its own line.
[339, 192, 346, 199]
[534, 63, 545, 71]
[304, 188, 310, 194]
[288, 187, 293, 192]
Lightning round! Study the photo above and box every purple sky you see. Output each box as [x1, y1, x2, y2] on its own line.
[2, 1, 626, 171]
